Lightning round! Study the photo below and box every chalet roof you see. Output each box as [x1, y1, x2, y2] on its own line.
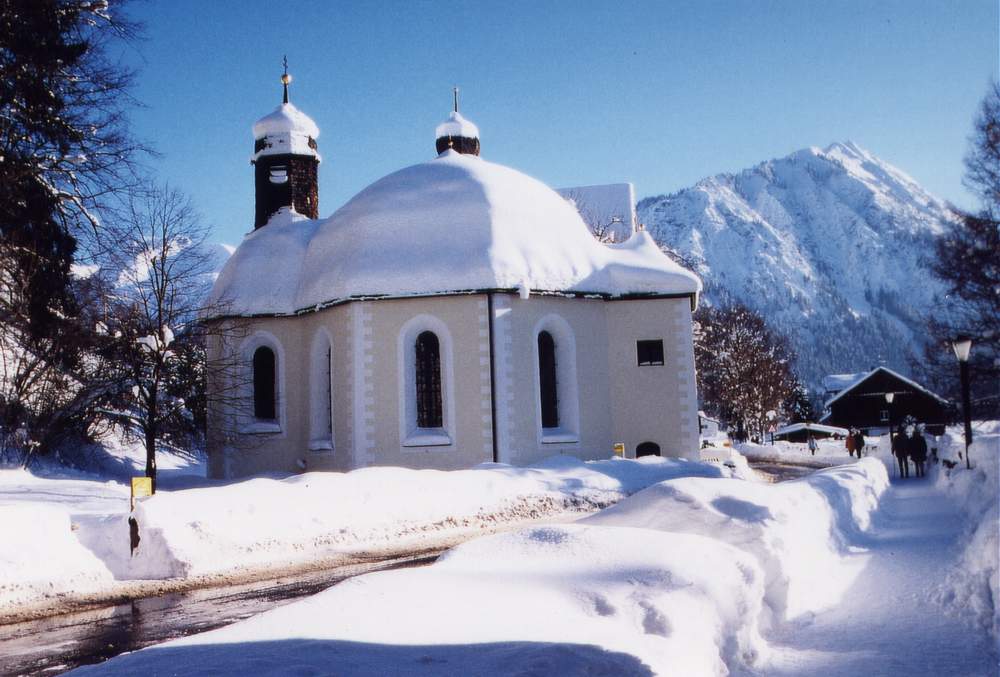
[823, 366, 949, 409]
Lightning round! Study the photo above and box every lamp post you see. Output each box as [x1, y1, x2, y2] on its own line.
[766, 410, 776, 445]
[885, 392, 895, 477]
[952, 338, 973, 469]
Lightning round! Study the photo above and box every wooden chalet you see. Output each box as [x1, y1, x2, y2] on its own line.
[820, 367, 950, 435]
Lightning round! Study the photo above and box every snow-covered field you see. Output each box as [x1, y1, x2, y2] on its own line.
[0, 452, 744, 617]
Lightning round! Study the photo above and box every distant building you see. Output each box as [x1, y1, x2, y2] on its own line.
[203, 74, 704, 478]
[820, 367, 950, 435]
[772, 422, 848, 443]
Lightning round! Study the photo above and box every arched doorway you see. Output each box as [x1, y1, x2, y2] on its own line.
[636, 441, 661, 457]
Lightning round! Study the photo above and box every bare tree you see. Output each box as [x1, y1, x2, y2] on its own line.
[94, 186, 213, 489]
[695, 304, 798, 440]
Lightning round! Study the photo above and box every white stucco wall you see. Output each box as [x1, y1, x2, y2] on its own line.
[605, 298, 700, 459]
[206, 292, 699, 478]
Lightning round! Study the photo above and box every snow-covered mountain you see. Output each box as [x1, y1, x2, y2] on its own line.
[637, 141, 956, 393]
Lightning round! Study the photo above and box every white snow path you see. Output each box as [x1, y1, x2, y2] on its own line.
[758, 478, 999, 677]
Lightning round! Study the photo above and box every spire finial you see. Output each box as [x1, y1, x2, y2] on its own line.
[453, 86, 459, 113]
[281, 56, 292, 104]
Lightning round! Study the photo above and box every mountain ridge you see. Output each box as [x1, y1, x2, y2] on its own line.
[638, 141, 955, 395]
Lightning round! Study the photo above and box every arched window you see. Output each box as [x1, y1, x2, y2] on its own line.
[636, 441, 661, 457]
[309, 331, 333, 450]
[533, 316, 579, 443]
[415, 331, 442, 429]
[538, 331, 559, 429]
[253, 346, 277, 420]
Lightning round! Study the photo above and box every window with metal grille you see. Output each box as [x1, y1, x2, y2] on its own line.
[637, 339, 665, 366]
[415, 331, 443, 428]
[253, 346, 277, 420]
[538, 331, 559, 429]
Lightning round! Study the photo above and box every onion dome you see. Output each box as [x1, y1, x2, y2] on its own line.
[252, 102, 320, 161]
[435, 88, 480, 156]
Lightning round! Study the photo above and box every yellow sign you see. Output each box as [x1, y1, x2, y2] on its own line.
[613, 442, 625, 457]
[131, 477, 153, 511]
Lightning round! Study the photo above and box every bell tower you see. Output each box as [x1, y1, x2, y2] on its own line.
[251, 59, 320, 229]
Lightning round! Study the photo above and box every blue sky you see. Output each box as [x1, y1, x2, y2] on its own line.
[124, 1, 998, 245]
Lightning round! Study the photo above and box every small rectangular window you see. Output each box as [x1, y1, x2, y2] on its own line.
[637, 340, 664, 366]
[880, 409, 889, 422]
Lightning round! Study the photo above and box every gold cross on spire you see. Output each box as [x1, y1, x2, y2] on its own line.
[281, 55, 292, 104]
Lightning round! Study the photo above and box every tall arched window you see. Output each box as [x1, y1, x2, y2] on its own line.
[415, 331, 442, 428]
[253, 346, 277, 420]
[309, 331, 333, 450]
[538, 331, 559, 429]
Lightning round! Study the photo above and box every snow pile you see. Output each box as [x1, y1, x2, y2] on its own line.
[71, 525, 766, 677]
[81, 456, 733, 582]
[0, 501, 114, 608]
[586, 458, 889, 622]
[73, 456, 892, 676]
[930, 422, 1000, 640]
[209, 151, 700, 317]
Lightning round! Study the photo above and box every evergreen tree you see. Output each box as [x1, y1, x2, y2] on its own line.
[0, 0, 141, 454]
[920, 83, 1000, 417]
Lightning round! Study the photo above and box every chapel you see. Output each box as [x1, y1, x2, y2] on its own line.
[205, 73, 702, 479]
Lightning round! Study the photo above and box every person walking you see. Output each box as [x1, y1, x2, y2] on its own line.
[909, 425, 928, 478]
[846, 430, 857, 458]
[892, 428, 910, 478]
[808, 435, 817, 456]
[853, 429, 866, 458]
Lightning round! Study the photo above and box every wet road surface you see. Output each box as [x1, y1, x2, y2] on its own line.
[0, 550, 441, 677]
[749, 462, 819, 483]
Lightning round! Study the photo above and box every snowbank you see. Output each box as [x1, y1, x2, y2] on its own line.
[930, 422, 1000, 640]
[71, 526, 766, 677]
[73, 456, 891, 676]
[1, 456, 736, 614]
[105, 456, 732, 580]
[0, 502, 114, 608]
[586, 458, 889, 622]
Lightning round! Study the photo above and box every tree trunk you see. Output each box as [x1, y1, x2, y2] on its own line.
[145, 388, 158, 493]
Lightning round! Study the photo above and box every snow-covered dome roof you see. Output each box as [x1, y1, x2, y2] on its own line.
[208, 151, 700, 317]
[252, 102, 320, 160]
[435, 111, 479, 140]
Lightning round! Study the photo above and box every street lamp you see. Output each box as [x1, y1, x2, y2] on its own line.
[952, 338, 974, 469]
[885, 392, 894, 441]
[766, 410, 776, 445]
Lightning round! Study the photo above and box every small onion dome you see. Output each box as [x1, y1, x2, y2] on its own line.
[252, 102, 321, 162]
[435, 111, 480, 156]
